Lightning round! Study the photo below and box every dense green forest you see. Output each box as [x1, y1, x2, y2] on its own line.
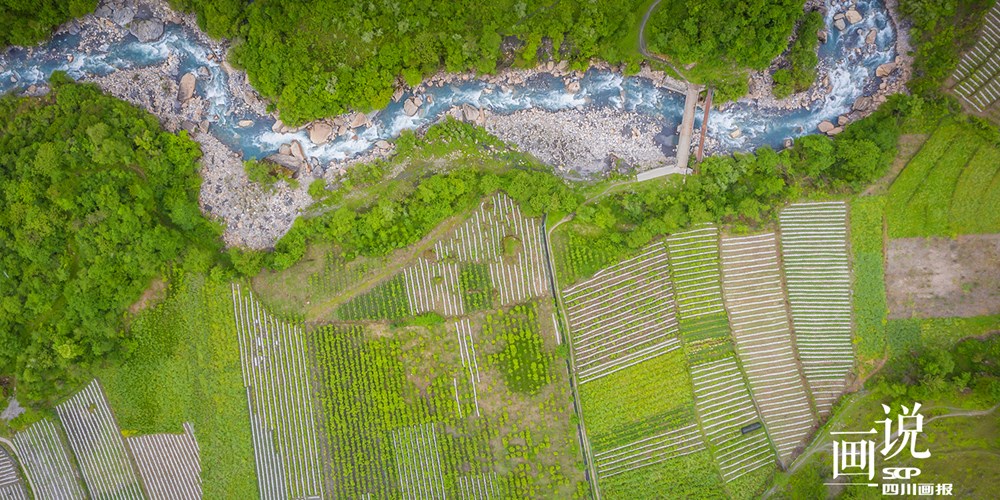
[0, 0, 96, 48]
[0, 74, 220, 403]
[170, 0, 653, 124]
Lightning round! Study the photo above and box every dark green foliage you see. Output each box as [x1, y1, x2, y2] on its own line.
[171, 0, 648, 124]
[0, 74, 220, 402]
[0, 0, 96, 48]
[459, 263, 493, 312]
[485, 303, 550, 394]
[850, 197, 888, 367]
[773, 11, 823, 99]
[646, 0, 805, 98]
[337, 274, 411, 321]
[243, 159, 297, 190]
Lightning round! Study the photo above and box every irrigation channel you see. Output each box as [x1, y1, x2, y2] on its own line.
[0, 0, 898, 173]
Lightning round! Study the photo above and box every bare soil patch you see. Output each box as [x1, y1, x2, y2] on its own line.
[886, 234, 1000, 319]
[129, 278, 166, 315]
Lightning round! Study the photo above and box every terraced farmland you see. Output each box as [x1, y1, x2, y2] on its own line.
[231, 284, 325, 500]
[10, 419, 85, 499]
[720, 233, 816, 465]
[55, 379, 145, 499]
[779, 202, 854, 416]
[950, 2, 1000, 114]
[0, 447, 27, 500]
[689, 356, 776, 481]
[126, 422, 202, 500]
[666, 224, 726, 320]
[391, 423, 448, 498]
[562, 242, 681, 384]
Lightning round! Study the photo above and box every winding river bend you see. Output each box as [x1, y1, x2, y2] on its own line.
[0, 0, 898, 171]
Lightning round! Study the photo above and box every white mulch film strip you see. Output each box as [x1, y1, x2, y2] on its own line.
[391, 423, 448, 500]
[55, 379, 145, 499]
[232, 284, 325, 500]
[951, 4, 1000, 111]
[779, 202, 854, 416]
[454, 319, 483, 417]
[562, 241, 682, 385]
[720, 233, 817, 465]
[594, 423, 706, 479]
[404, 259, 465, 317]
[457, 472, 499, 500]
[11, 418, 85, 499]
[0, 446, 27, 500]
[126, 422, 202, 500]
[666, 223, 726, 320]
[689, 356, 776, 482]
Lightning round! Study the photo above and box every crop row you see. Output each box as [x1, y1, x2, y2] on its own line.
[457, 472, 499, 500]
[720, 233, 816, 465]
[666, 224, 726, 320]
[0, 447, 26, 500]
[339, 273, 412, 321]
[455, 319, 483, 417]
[952, 5, 1000, 111]
[403, 259, 465, 316]
[232, 284, 325, 500]
[11, 419, 85, 499]
[563, 242, 681, 385]
[779, 202, 854, 417]
[391, 423, 448, 500]
[689, 356, 776, 482]
[126, 422, 202, 500]
[594, 423, 705, 479]
[55, 379, 145, 499]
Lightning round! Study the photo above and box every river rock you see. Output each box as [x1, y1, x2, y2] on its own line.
[845, 8, 863, 25]
[567, 81, 581, 93]
[130, 19, 165, 42]
[876, 62, 896, 77]
[828, 126, 844, 136]
[729, 128, 742, 139]
[838, 115, 849, 126]
[349, 112, 368, 129]
[818, 30, 828, 44]
[462, 104, 481, 123]
[834, 18, 847, 31]
[178, 73, 196, 103]
[853, 95, 873, 112]
[310, 122, 333, 144]
[279, 143, 291, 156]
[557, 60, 569, 72]
[375, 140, 391, 149]
[290, 140, 306, 161]
[238, 119, 254, 128]
[266, 154, 302, 172]
[818, 120, 835, 133]
[403, 97, 420, 116]
[866, 28, 878, 45]
[112, 7, 135, 27]
[271, 119, 285, 133]
[198, 120, 210, 133]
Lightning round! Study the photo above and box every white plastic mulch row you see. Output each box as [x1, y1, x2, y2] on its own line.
[665, 224, 726, 320]
[779, 202, 854, 417]
[593, 423, 705, 479]
[562, 242, 682, 385]
[457, 472, 499, 500]
[126, 422, 202, 500]
[0, 447, 27, 500]
[404, 259, 465, 316]
[11, 418, 85, 499]
[232, 284, 325, 500]
[720, 233, 816, 465]
[55, 379, 145, 499]
[952, 4, 1000, 111]
[390, 423, 447, 500]
[454, 319, 483, 417]
[689, 356, 775, 482]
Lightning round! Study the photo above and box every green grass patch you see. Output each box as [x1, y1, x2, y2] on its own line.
[484, 303, 551, 394]
[679, 313, 732, 345]
[888, 315, 1000, 356]
[459, 263, 494, 312]
[850, 196, 889, 374]
[95, 271, 257, 499]
[336, 273, 411, 321]
[599, 449, 726, 499]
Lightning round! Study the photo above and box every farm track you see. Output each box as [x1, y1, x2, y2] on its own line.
[0, 445, 28, 500]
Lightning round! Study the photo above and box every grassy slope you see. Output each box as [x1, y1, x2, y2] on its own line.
[850, 196, 889, 378]
[94, 271, 258, 499]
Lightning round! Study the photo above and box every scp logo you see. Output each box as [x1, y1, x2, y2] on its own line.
[883, 467, 922, 480]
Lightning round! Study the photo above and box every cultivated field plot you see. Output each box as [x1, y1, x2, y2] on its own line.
[390, 423, 447, 498]
[0, 447, 27, 500]
[950, 3, 1000, 114]
[779, 202, 854, 416]
[10, 419, 86, 499]
[689, 356, 776, 482]
[720, 233, 816, 464]
[232, 284, 325, 500]
[562, 242, 681, 384]
[55, 379, 145, 499]
[666, 224, 726, 320]
[126, 422, 202, 500]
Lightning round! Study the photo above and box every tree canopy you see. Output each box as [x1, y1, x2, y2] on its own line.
[0, 0, 96, 48]
[0, 74, 221, 402]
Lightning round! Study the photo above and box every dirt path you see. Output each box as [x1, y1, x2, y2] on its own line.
[638, 0, 686, 78]
[0, 437, 37, 495]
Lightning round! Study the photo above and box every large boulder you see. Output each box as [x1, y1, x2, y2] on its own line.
[309, 122, 333, 144]
[290, 140, 307, 161]
[130, 19, 164, 42]
[403, 97, 420, 116]
[566, 80, 581, 93]
[876, 62, 896, 78]
[852, 95, 874, 112]
[462, 104, 481, 123]
[866, 28, 878, 45]
[834, 18, 847, 31]
[349, 112, 368, 129]
[265, 154, 302, 173]
[817, 120, 835, 133]
[845, 8, 863, 25]
[178, 73, 196, 103]
[112, 7, 135, 26]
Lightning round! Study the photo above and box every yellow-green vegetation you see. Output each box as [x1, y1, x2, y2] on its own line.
[851, 196, 889, 377]
[887, 118, 1000, 237]
[312, 298, 585, 498]
[243, 158, 298, 189]
[888, 315, 1000, 356]
[94, 270, 257, 499]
